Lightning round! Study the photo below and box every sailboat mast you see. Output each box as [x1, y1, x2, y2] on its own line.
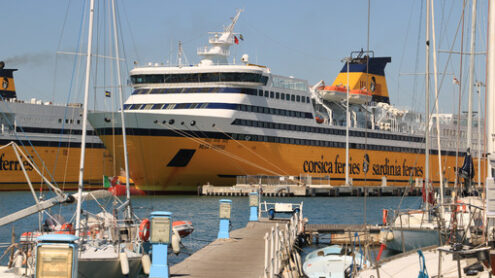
[467, 0, 478, 151]
[430, 0, 444, 210]
[487, 0, 495, 177]
[111, 0, 132, 219]
[425, 0, 431, 207]
[75, 0, 96, 237]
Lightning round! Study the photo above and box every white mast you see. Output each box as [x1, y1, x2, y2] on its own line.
[467, 0, 478, 151]
[75, 0, 95, 237]
[487, 0, 495, 177]
[430, 0, 444, 210]
[425, 0, 431, 207]
[111, 0, 132, 219]
[345, 57, 350, 186]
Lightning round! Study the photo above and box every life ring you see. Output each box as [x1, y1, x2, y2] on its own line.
[139, 219, 150, 241]
[456, 201, 467, 213]
[382, 209, 388, 225]
[57, 223, 75, 234]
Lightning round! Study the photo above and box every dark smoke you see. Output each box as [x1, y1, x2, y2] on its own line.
[4, 52, 54, 66]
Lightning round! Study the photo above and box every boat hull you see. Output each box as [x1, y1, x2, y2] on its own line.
[78, 256, 142, 278]
[0, 144, 114, 191]
[385, 228, 440, 252]
[89, 112, 486, 193]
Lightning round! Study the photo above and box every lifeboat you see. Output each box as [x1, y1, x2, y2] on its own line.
[317, 85, 347, 102]
[315, 116, 324, 124]
[172, 220, 194, 238]
[317, 85, 372, 104]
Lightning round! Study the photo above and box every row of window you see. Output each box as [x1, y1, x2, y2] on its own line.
[230, 132, 424, 154]
[130, 72, 268, 85]
[232, 118, 425, 143]
[230, 132, 456, 156]
[131, 86, 311, 104]
[17, 126, 96, 136]
[123, 102, 313, 119]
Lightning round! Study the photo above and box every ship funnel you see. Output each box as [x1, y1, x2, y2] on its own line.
[0, 62, 18, 99]
[331, 54, 391, 104]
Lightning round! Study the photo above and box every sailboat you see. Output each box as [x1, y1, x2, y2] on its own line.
[73, 0, 145, 277]
[357, 0, 495, 276]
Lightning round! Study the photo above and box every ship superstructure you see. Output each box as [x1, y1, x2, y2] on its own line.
[88, 11, 484, 193]
[0, 62, 113, 190]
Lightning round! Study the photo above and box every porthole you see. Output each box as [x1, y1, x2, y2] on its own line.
[153, 120, 158, 124]
[169, 119, 175, 125]
[190, 120, 196, 126]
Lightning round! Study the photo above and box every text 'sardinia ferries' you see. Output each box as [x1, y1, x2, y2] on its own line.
[89, 11, 485, 193]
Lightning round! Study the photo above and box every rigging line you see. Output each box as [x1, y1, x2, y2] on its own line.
[158, 122, 283, 176]
[211, 125, 290, 176]
[426, 1, 467, 123]
[243, 22, 337, 63]
[412, 0, 425, 113]
[51, 0, 88, 183]
[119, 1, 141, 64]
[454, 0, 467, 191]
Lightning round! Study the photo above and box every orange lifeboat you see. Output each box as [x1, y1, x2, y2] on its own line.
[317, 85, 372, 104]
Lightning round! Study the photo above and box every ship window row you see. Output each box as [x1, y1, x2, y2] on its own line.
[230, 132, 423, 154]
[130, 72, 268, 85]
[17, 126, 95, 136]
[232, 118, 425, 143]
[123, 102, 312, 119]
[131, 87, 311, 104]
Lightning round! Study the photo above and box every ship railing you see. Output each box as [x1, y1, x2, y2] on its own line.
[197, 46, 230, 57]
[262, 207, 304, 278]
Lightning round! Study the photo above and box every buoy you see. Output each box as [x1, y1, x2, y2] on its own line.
[119, 252, 129, 275]
[141, 254, 151, 275]
[171, 231, 181, 255]
[382, 209, 388, 224]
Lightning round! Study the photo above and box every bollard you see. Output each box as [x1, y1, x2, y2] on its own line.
[249, 192, 259, 221]
[217, 199, 232, 239]
[35, 234, 79, 278]
[149, 211, 172, 278]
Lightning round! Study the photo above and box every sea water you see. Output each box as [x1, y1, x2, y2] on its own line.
[0, 192, 422, 265]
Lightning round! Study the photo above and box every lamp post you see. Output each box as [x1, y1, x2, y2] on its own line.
[341, 56, 352, 186]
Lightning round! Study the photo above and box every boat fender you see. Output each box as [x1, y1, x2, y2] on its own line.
[141, 254, 151, 275]
[386, 231, 394, 241]
[382, 209, 388, 224]
[456, 200, 467, 213]
[139, 218, 150, 241]
[171, 230, 181, 255]
[268, 209, 275, 220]
[119, 252, 129, 275]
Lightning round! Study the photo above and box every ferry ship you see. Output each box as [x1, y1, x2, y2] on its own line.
[88, 11, 485, 193]
[0, 61, 114, 191]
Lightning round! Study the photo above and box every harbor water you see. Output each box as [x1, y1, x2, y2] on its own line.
[0, 192, 422, 265]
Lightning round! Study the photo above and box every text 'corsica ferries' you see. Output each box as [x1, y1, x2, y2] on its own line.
[88, 10, 485, 193]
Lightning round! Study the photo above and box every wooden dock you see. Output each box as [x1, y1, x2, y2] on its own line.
[171, 219, 288, 278]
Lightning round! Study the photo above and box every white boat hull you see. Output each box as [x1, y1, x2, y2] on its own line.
[385, 228, 440, 252]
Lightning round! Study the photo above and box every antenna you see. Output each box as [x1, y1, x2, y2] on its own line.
[178, 41, 183, 66]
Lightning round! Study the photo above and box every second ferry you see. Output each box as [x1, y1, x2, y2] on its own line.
[89, 11, 485, 193]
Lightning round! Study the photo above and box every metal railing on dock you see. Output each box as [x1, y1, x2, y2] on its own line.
[262, 209, 305, 278]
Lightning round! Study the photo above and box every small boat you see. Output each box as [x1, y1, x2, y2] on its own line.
[303, 245, 368, 278]
[108, 184, 146, 196]
[173, 220, 194, 238]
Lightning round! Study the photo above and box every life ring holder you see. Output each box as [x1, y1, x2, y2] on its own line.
[139, 219, 150, 241]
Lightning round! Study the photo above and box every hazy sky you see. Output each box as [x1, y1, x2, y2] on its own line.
[0, 0, 488, 114]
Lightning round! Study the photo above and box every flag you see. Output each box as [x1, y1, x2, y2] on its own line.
[239, 34, 244, 41]
[103, 175, 111, 188]
[234, 36, 239, 45]
[105, 90, 111, 97]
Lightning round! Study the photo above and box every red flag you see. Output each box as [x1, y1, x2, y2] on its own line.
[234, 36, 239, 45]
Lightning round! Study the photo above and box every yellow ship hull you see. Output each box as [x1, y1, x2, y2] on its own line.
[0, 144, 114, 191]
[99, 134, 486, 193]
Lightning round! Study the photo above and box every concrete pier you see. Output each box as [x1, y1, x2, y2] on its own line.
[171, 220, 288, 278]
[200, 183, 442, 197]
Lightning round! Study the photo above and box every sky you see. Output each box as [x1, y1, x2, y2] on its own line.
[0, 0, 489, 115]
